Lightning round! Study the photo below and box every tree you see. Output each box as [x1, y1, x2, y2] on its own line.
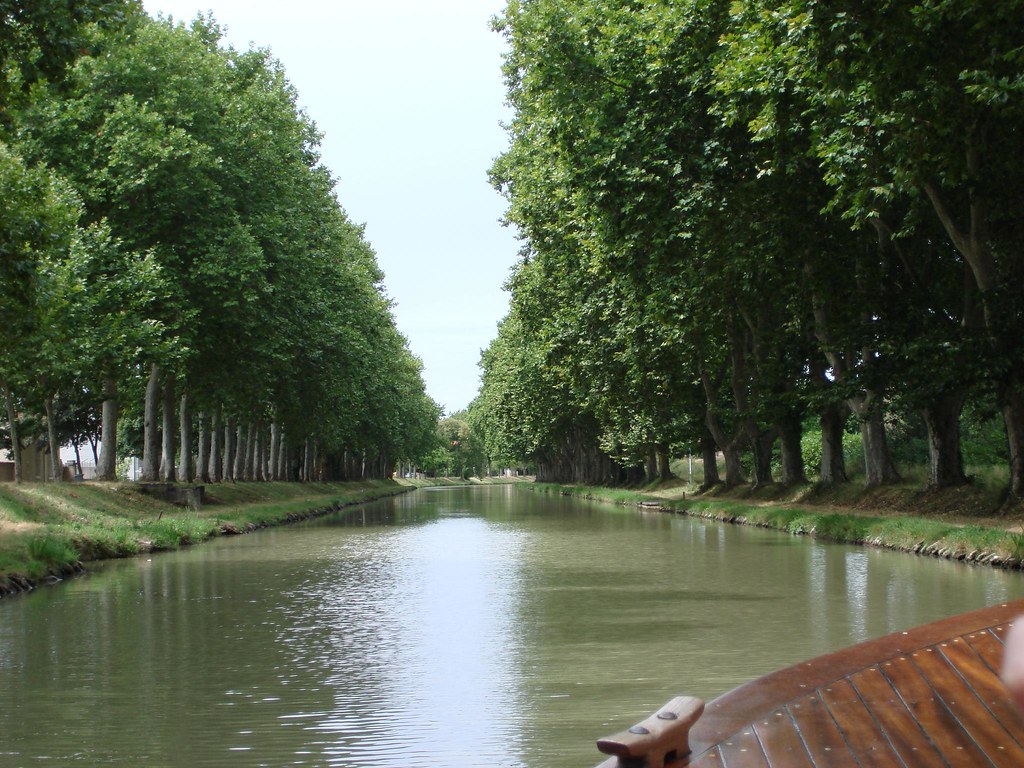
[0, 143, 80, 481]
[723, 0, 1024, 492]
[0, 0, 141, 122]
[13, 12, 439, 485]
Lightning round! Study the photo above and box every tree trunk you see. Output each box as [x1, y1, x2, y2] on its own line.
[44, 393, 61, 482]
[1001, 372, 1024, 499]
[178, 392, 193, 483]
[243, 423, 255, 481]
[995, 364, 1024, 499]
[704, 413, 745, 487]
[859, 407, 901, 486]
[160, 373, 177, 482]
[1005, 398, 1024, 498]
[819, 402, 848, 486]
[778, 416, 806, 486]
[223, 417, 236, 482]
[141, 363, 161, 481]
[269, 421, 281, 482]
[73, 442, 83, 477]
[656, 444, 673, 481]
[1, 376, 23, 483]
[700, 432, 721, 489]
[922, 390, 968, 489]
[749, 429, 775, 488]
[278, 432, 288, 481]
[208, 406, 221, 483]
[645, 448, 658, 483]
[234, 423, 246, 480]
[722, 446, 744, 487]
[196, 411, 209, 484]
[254, 422, 264, 481]
[98, 378, 118, 481]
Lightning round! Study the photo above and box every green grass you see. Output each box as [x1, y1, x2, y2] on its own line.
[531, 483, 658, 506]
[531, 481, 1024, 567]
[0, 479, 431, 591]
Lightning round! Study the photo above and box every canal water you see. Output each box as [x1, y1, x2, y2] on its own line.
[1, 485, 1022, 767]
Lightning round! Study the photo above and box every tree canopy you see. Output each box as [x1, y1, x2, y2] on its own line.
[1, 8, 439, 483]
[476, 0, 1024, 496]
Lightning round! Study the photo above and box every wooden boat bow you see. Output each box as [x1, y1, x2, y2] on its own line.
[593, 599, 1024, 767]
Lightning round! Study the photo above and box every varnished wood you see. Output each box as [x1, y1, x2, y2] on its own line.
[965, 628, 1006, 671]
[819, 677, 903, 767]
[593, 599, 1024, 768]
[786, 692, 854, 766]
[597, 696, 705, 768]
[879, 653, 989, 766]
[847, 666, 947, 765]
[715, 725, 769, 768]
[750, 709, 813, 768]
[910, 645, 1024, 766]
[939, 637, 1020, 727]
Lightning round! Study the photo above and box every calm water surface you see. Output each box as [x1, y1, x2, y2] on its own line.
[2, 485, 1023, 767]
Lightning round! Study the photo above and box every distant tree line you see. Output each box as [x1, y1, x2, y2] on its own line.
[0, 2, 440, 482]
[474, 0, 1024, 496]
[414, 411, 489, 479]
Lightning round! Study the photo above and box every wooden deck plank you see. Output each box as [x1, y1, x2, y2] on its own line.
[939, 637, 1023, 734]
[966, 629, 1007, 673]
[750, 709, 815, 768]
[716, 726, 770, 768]
[787, 692, 855, 766]
[848, 665, 948, 766]
[819, 677, 903, 767]
[687, 746, 724, 768]
[911, 646, 1024, 767]
[879, 653, 993, 767]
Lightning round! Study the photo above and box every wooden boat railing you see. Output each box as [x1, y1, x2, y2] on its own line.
[594, 599, 1024, 768]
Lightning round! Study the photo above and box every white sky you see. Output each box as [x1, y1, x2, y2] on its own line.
[140, 0, 519, 414]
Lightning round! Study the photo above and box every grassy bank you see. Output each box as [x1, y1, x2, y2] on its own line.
[0, 477, 478, 597]
[533, 482, 1024, 568]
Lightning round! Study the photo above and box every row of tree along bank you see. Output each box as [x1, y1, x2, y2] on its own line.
[1, 3, 440, 485]
[472, 0, 1024, 500]
[0, 478, 496, 598]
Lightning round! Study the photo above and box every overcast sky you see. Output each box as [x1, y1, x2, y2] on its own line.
[141, 0, 520, 414]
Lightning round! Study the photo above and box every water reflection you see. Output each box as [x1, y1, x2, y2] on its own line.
[0, 485, 1021, 768]
[845, 551, 869, 641]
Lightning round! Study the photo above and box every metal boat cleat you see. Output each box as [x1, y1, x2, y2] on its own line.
[596, 695, 705, 768]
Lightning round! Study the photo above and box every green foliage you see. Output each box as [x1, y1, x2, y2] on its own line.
[419, 412, 489, 478]
[481, 0, 1024, 495]
[0, 10, 439, 481]
[0, 141, 79, 344]
[962, 405, 1011, 466]
[801, 426, 822, 477]
[0, 0, 142, 120]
